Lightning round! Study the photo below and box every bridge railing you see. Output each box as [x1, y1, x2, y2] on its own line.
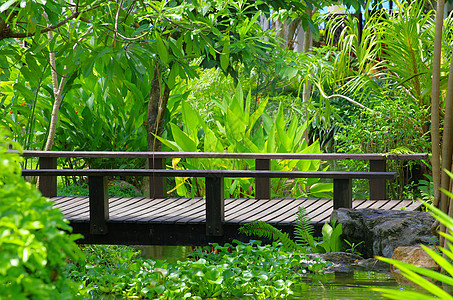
[18, 150, 428, 200]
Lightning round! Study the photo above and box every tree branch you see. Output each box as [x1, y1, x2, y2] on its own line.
[0, 4, 101, 41]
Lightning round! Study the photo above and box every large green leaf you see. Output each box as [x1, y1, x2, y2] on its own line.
[170, 123, 197, 152]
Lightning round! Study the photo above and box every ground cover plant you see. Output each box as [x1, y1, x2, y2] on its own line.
[66, 241, 326, 299]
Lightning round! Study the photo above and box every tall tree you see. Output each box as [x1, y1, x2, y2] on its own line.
[0, 0, 317, 152]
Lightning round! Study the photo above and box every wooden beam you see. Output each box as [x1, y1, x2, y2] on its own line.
[255, 159, 270, 199]
[148, 157, 166, 198]
[370, 160, 387, 200]
[333, 178, 352, 209]
[88, 176, 109, 235]
[205, 177, 224, 236]
[38, 157, 57, 197]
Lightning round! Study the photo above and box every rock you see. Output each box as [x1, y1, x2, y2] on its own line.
[304, 252, 391, 273]
[331, 208, 436, 258]
[391, 245, 439, 271]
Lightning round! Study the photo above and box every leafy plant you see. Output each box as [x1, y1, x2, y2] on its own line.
[238, 221, 300, 251]
[156, 83, 333, 199]
[0, 128, 84, 299]
[344, 240, 364, 256]
[67, 240, 326, 299]
[240, 206, 343, 254]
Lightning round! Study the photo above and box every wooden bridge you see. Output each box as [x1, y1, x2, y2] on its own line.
[20, 151, 427, 245]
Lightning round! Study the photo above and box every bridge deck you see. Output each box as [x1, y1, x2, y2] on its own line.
[52, 197, 421, 245]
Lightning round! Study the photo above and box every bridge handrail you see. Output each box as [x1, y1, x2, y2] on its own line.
[16, 150, 427, 201]
[15, 150, 428, 160]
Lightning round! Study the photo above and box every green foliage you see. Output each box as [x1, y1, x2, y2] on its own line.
[294, 206, 317, 249]
[58, 180, 143, 198]
[67, 241, 326, 299]
[239, 221, 300, 251]
[0, 128, 84, 299]
[375, 202, 453, 300]
[240, 207, 343, 254]
[157, 83, 332, 199]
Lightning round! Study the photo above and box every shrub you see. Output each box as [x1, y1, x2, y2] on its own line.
[0, 129, 84, 299]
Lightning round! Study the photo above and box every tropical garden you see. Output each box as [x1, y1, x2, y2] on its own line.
[1, 0, 453, 298]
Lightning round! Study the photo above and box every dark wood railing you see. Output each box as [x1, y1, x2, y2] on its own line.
[19, 150, 428, 200]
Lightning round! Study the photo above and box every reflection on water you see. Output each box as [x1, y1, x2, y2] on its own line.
[131, 245, 193, 263]
[291, 271, 415, 300]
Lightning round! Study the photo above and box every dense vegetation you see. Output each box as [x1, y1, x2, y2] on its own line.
[1, 0, 453, 298]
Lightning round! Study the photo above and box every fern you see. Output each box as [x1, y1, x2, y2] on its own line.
[239, 221, 300, 251]
[294, 206, 317, 249]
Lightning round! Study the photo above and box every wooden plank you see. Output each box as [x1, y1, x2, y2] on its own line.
[226, 199, 260, 220]
[225, 198, 249, 209]
[352, 199, 366, 208]
[257, 198, 301, 223]
[352, 199, 369, 209]
[23, 168, 397, 180]
[378, 200, 402, 210]
[403, 201, 422, 211]
[225, 199, 257, 217]
[366, 200, 388, 209]
[51, 196, 79, 208]
[147, 198, 203, 222]
[109, 197, 148, 220]
[55, 197, 89, 214]
[121, 198, 173, 221]
[304, 199, 332, 221]
[395, 200, 418, 211]
[355, 200, 377, 209]
[238, 199, 305, 224]
[18, 150, 428, 161]
[135, 198, 191, 221]
[166, 198, 206, 223]
[271, 199, 310, 224]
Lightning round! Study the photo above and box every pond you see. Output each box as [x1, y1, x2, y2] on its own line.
[127, 246, 417, 300]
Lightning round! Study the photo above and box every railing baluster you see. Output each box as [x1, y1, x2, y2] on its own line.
[88, 176, 109, 235]
[255, 159, 270, 199]
[148, 157, 166, 198]
[333, 178, 352, 209]
[369, 159, 387, 200]
[205, 176, 224, 236]
[38, 157, 57, 197]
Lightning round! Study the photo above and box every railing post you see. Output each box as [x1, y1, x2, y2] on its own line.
[369, 159, 387, 200]
[88, 176, 109, 235]
[255, 159, 270, 199]
[148, 157, 166, 198]
[38, 157, 57, 197]
[205, 176, 224, 236]
[333, 178, 352, 209]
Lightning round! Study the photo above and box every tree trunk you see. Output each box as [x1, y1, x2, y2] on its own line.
[147, 67, 170, 152]
[44, 28, 65, 151]
[431, 0, 444, 210]
[441, 51, 453, 249]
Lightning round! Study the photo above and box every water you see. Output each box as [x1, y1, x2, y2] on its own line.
[291, 271, 414, 299]
[134, 246, 417, 300]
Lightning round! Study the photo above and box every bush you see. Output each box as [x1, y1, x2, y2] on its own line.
[0, 129, 84, 299]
